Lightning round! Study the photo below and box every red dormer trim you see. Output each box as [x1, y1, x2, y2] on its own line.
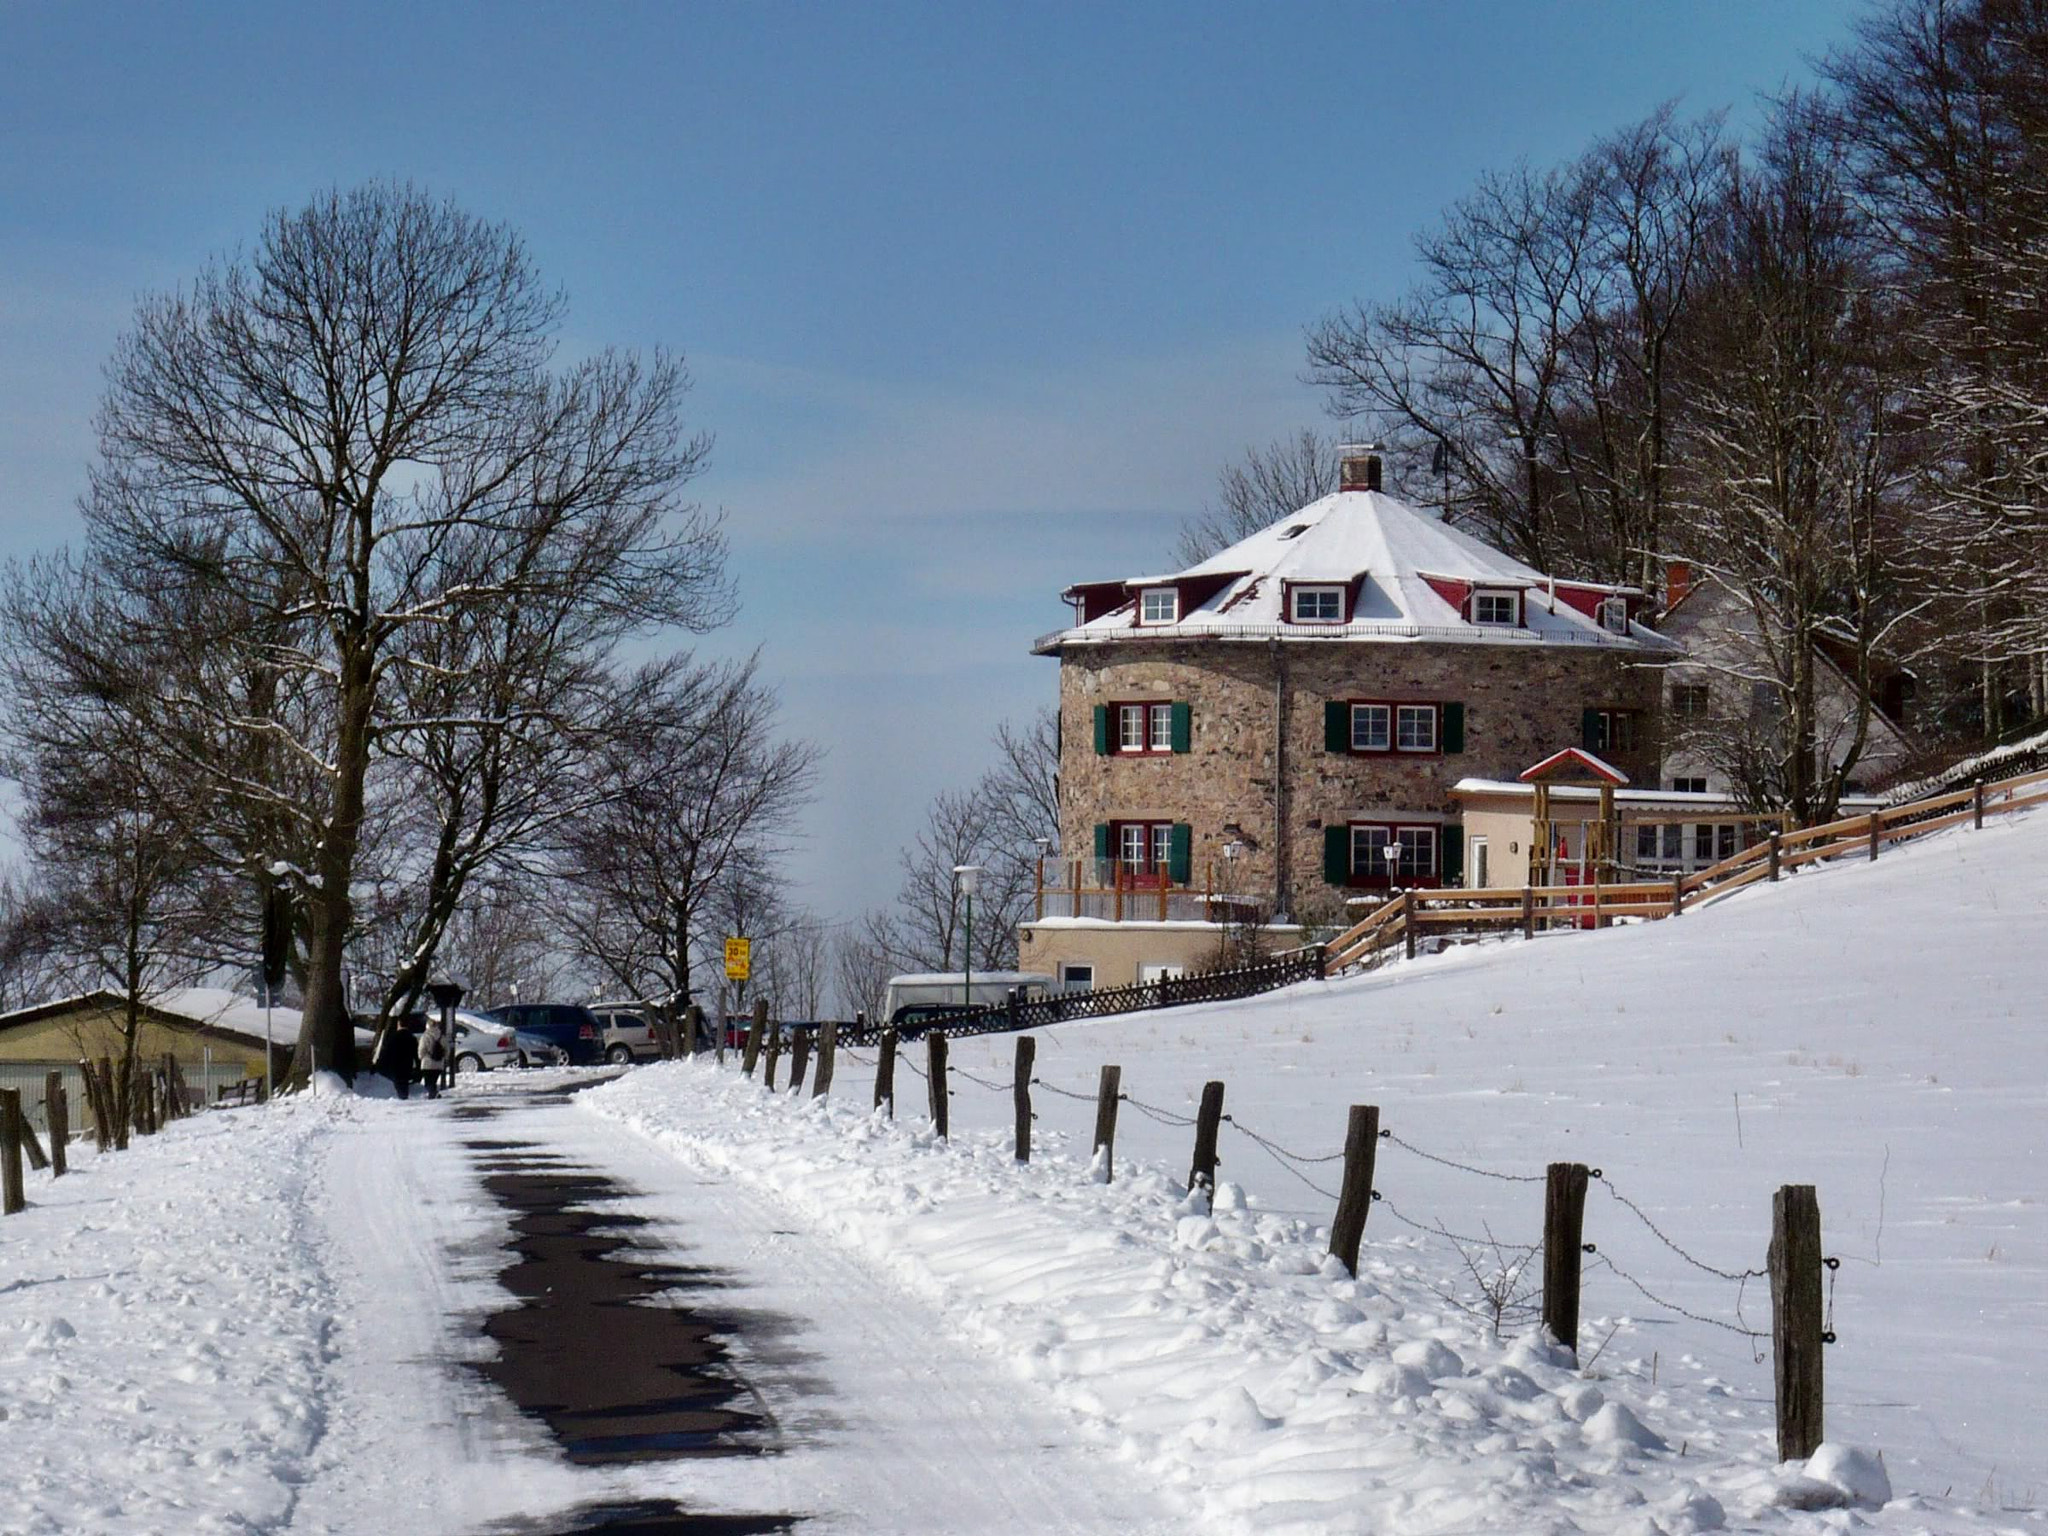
[1422, 576, 1471, 614]
[1066, 581, 1131, 625]
[1551, 584, 1607, 619]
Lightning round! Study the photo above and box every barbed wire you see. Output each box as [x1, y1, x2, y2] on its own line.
[1032, 1077, 1097, 1103]
[1120, 1093, 1198, 1128]
[1594, 1175, 1766, 1282]
[1219, 1114, 1344, 1164]
[1585, 1254, 1768, 1359]
[1381, 1128, 1545, 1184]
[1376, 1193, 1537, 1253]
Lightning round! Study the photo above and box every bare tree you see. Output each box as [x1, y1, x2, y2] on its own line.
[63, 183, 728, 1085]
[558, 654, 816, 1032]
[1174, 430, 1342, 564]
[1668, 103, 1922, 823]
[830, 910, 897, 1021]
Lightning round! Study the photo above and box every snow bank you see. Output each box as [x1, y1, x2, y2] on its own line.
[585, 1062, 1923, 1533]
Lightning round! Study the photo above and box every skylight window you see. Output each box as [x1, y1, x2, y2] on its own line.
[1278, 524, 1309, 540]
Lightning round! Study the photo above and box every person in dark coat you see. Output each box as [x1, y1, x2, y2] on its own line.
[375, 1018, 419, 1100]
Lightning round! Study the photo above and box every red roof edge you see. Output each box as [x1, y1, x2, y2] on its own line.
[1518, 747, 1630, 786]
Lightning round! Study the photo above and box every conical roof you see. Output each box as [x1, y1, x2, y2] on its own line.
[1037, 489, 1674, 654]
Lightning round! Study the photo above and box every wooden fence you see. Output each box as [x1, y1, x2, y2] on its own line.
[1327, 762, 2048, 972]
[841, 946, 1328, 1047]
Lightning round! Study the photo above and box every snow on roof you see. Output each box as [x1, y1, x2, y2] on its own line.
[0, 985, 302, 1044]
[1039, 489, 1673, 653]
[1518, 747, 1630, 786]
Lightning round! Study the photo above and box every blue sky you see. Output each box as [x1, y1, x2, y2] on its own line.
[0, 1, 1860, 925]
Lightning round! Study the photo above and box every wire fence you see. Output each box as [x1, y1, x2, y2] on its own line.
[706, 1029, 1837, 1379]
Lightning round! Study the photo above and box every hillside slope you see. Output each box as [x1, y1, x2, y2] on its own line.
[597, 807, 2047, 1527]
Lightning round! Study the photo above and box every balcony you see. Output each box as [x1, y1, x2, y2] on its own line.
[1032, 858, 1262, 925]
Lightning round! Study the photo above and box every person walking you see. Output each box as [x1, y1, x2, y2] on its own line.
[418, 1007, 450, 1100]
[375, 1018, 419, 1100]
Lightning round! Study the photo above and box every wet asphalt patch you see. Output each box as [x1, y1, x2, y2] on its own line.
[458, 1089, 802, 1534]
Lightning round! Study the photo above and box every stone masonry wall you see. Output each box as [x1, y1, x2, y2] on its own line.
[1055, 639, 1662, 926]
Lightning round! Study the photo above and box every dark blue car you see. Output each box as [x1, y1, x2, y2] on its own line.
[480, 1003, 605, 1065]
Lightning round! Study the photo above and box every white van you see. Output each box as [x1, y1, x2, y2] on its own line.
[881, 971, 1054, 1028]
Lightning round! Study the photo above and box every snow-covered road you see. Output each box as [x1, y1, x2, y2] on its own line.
[0, 1072, 1170, 1535]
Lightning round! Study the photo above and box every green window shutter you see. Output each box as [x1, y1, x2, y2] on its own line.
[1168, 824, 1193, 884]
[1170, 701, 1192, 754]
[1442, 701, 1466, 754]
[1581, 707, 1603, 752]
[1323, 824, 1351, 886]
[1324, 700, 1349, 753]
[1093, 705, 1110, 755]
[1439, 829, 1464, 887]
[1092, 823, 1111, 860]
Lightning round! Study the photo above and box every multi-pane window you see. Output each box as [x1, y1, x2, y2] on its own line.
[1585, 708, 1637, 755]
[1671, 683, 1710, 718]
[1599, 596, 1630, 634]
[1397, 704, 1438, 752]
[1139, 587, 1178, 624]
[1113, 821, 1175, 875]
[1669, 776, 1708, 794]
[1114, 702, 1175, 752]
[1472, 590, 1519, 626]
[1350, 823, 1437, 881]
[1351, 703, 1390, 751]
[1291, 585, 1344, 623]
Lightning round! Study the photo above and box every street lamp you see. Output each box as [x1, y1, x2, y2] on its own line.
[1383, 840, 1401, 896]
[953, 864, 985, 1009]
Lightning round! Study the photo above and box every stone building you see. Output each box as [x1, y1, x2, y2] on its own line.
[1022, 450, 1676, 984]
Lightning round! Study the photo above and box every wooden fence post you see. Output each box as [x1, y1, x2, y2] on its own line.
[1013, 1035, 1035, 1161]
[812, 1021, 837, 1099]
[1542, 1162, 1590, 1359]
[875, 1027, 897, 1117]
[1327, 1104, 1380, 1276]
[1768, 830, 1783, 882]
[788, 1027, 813, 1091]
[1403, 892, 1417, 959]
[742, 998, 767, 1077]
[1522, 884, 1536, 940]
[1770, 1183, 1825, 1462]
[1189, 1080, 1225, 1197]
[1867, 812, 1881, 861]
[1974, 778, 1986, 830]
[1091, 1064, 1122, 1180]
[0, 1089, 25, 1215]
[1670, 873, 1685, 918]
[46, 1073, 66, 1178]
[762, 1022, 784, 1090]
[17, 1110, 48, 1172]
[927, 1033, 949, 1138]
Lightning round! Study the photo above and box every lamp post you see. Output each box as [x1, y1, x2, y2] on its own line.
[1383, 840, 1401, 897]
[426, 975, 466, 1083]
[953, 864, 985, 1009]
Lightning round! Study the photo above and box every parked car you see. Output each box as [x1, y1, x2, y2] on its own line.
[881, 971, 1054, 1030]
[511, 1030, 566, 1067]
[588, 1005, 662, 1064]
[479, 1002, 605, 1065]
[449, 1012, 524, 1073]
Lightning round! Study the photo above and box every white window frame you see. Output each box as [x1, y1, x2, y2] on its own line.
[1396, 703, 1439, 752]
[1147, 702, 1173, 751]
[1351, 703, 1391, 752]
[1471, 589, 1520, 627]
[1599, 595, 1630, 634]
[1059, 963, 1095, 992]
[1350, 822, 1437, 882]
[1139, 587, 1179, 625]
[1468, 835, 1489, 890]
[1290, 584, 1345, 624]
[1117, 703, 1147, 752]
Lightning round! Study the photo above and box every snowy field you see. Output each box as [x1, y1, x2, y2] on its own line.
[0, 805, 2040, 1534]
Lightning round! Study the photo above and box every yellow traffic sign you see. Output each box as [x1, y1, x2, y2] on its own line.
[723, 937, 751, 981]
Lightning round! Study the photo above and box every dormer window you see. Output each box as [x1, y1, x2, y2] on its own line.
[1138, 587, 1179, 625]
[1471, 589, 1520, 627]
[1598, 596, 1630, 634]
[1289, 584, 1345, 624]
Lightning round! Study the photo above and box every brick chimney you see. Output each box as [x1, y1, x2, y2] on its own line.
[1664, 560, 1693, 610]
[1338, 444, 1383, 494]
